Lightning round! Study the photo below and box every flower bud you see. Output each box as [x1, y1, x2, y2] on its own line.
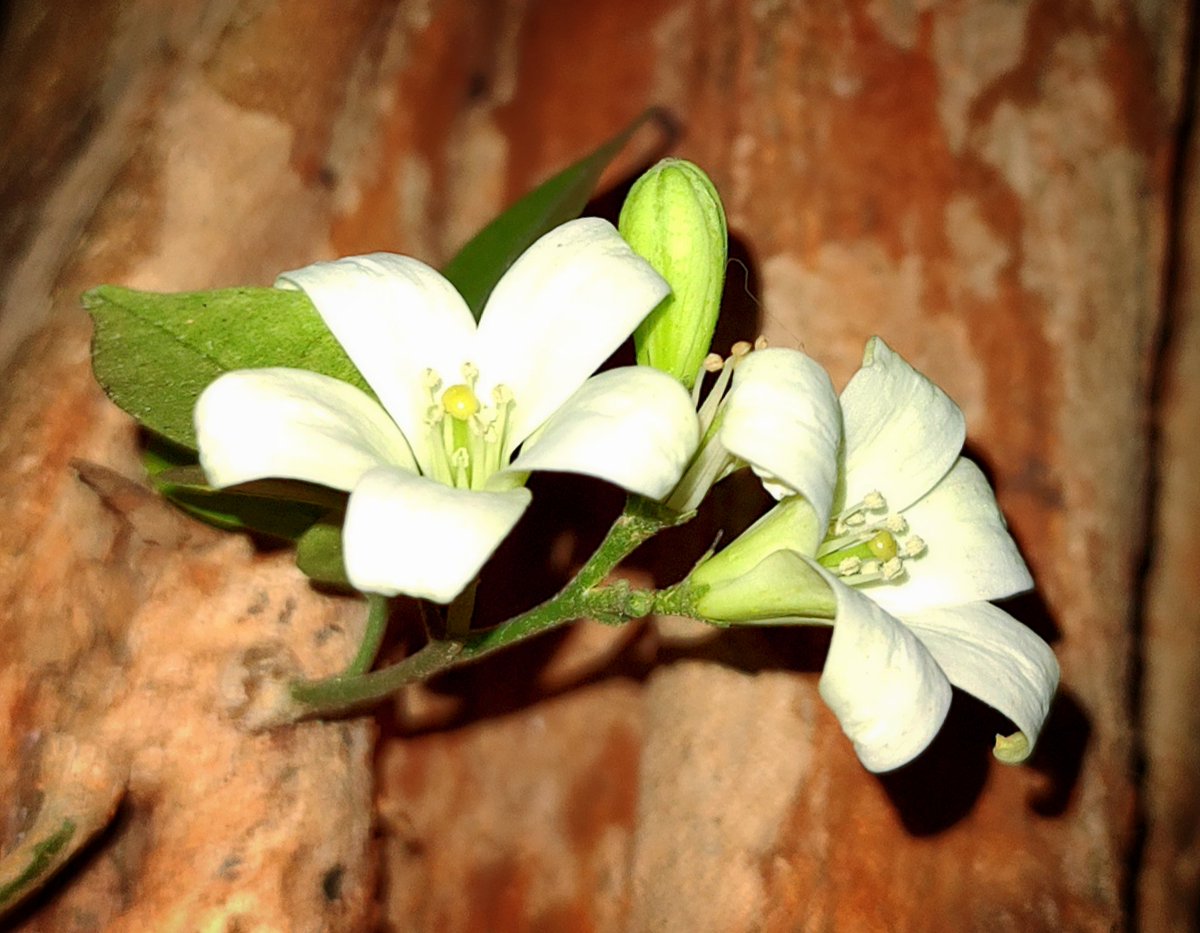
[619, 159, 727, 389]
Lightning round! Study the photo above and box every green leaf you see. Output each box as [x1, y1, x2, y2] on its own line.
[85, 285, 371, 450]
[442, 110, 659, 318]
[296, 515, 352, 588]
[144, 436, 335, 542]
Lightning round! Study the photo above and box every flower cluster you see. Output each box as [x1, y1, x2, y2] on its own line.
[186, 159, 1057, 772]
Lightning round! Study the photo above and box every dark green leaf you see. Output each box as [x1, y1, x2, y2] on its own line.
[143, 436, 335, 542]
[442, 111, 658, 318]
[85, 285, 371, 450]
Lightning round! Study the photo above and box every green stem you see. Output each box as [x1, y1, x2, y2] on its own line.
[285, 495, 693, 719]
[343, 593, 390, 677]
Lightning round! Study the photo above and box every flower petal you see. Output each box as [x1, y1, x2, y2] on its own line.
[343, 467, 532, 602]
[474, 218, 670, 455]
[195, 369, 415, 490]
[868, 458, 1034, 616]
[902, 602, 1059, 761]
[719, 348, 842, 531]
[277, 254, 477, 474]
[840, 337, 966, 514]
[818, 571, 953, 772]
[500, 367, 699, 499]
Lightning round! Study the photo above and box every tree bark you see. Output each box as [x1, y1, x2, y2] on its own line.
[0, 1, 1191, 930]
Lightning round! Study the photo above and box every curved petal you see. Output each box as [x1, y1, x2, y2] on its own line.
[902, 602, 1059, 761]
[278, 254, 478, 474]
[342, 467, 532, 602]
[719, 348, 841, 531]
[195, 369, 415, 490]
[817, 570, 953, 772]
[867, 458, 1034, 616]
[499, 367, 699, 499]
[840, 337, 966, 514]
[474, 218, 670, 455]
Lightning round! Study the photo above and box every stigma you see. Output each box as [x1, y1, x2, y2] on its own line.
[421, 362, 515, 490]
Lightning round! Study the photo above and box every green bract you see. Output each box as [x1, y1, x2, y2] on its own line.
[619, 159, 727, 388]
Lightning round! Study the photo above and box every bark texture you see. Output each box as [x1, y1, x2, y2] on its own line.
[0, 1, 1193, 930]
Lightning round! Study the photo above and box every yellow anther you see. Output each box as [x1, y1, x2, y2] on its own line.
[867, 530, 899, 562]
[442, 384, 481, 421]
[754, 335, 769, 350]
[730, 340, 752, 357]
[703, 353, 725, 373]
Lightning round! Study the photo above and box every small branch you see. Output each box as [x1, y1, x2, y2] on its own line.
[284, 496, 695, 720]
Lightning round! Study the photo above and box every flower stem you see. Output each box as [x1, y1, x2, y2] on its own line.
[343, 593, 390, 677]
[284, 495, 693, 720]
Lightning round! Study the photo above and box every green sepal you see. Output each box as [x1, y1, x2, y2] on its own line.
[442, 110, 660, 319]
[692, 549, 836, 623]
[85, 284, 372, 450]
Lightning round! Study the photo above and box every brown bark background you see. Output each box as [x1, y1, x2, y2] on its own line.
[0, 1, 1194, 930]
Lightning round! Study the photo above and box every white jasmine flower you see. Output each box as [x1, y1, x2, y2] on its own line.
[195, 219, 699, 603]
[692, 338, 1058, 771]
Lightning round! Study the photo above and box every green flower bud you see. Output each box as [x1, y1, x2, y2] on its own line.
[619, 159, 727, 389]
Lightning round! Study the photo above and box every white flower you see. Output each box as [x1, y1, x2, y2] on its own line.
[666, 344, 843, 522]
[692, 337, 1059, 772]
[195, 219, 700, 603]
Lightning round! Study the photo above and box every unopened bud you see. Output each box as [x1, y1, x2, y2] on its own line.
[619, 159, 727, 389]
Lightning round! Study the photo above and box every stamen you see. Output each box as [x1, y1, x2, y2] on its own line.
[880, 557, 905, 581]
[730, 340, 752, 358]
[904, 536, 926, 558]
[863, 491, 886, 510]
[703, 353, 725, 373]
[837, 556, 862, 576]
[451, 447, 470, 488]
[461, 361, 480, 386]
[754, 335, 769, 350]
[885, 514, 908, 534]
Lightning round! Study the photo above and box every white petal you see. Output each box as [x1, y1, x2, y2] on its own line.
[343, 467, 532, 602]
[719, 348, 842, 531]
[278, 254, 478, 474]
[501, 367, 699, 499]
[474, 218, 670, 455]
[902, 602, 1059, 758]
[195, 369, 415, 490]
[867, 458, 1034, 616]
[840, 337, 966, 514]
[817, 571, 953, 772]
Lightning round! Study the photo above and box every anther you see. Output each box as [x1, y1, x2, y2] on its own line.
[838, 556, 862, 576]
[863, 491, 886, 510]
[754, 335, 769, 350]
[881, 557, 905, 581]
[703, 353, 725, 373]
[730, 340, 752, 358]
[885, 514, 908, 534]
[461, 361, 480, 385]
[904, 536, 926, 558]
[422, 368, 442, 390]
